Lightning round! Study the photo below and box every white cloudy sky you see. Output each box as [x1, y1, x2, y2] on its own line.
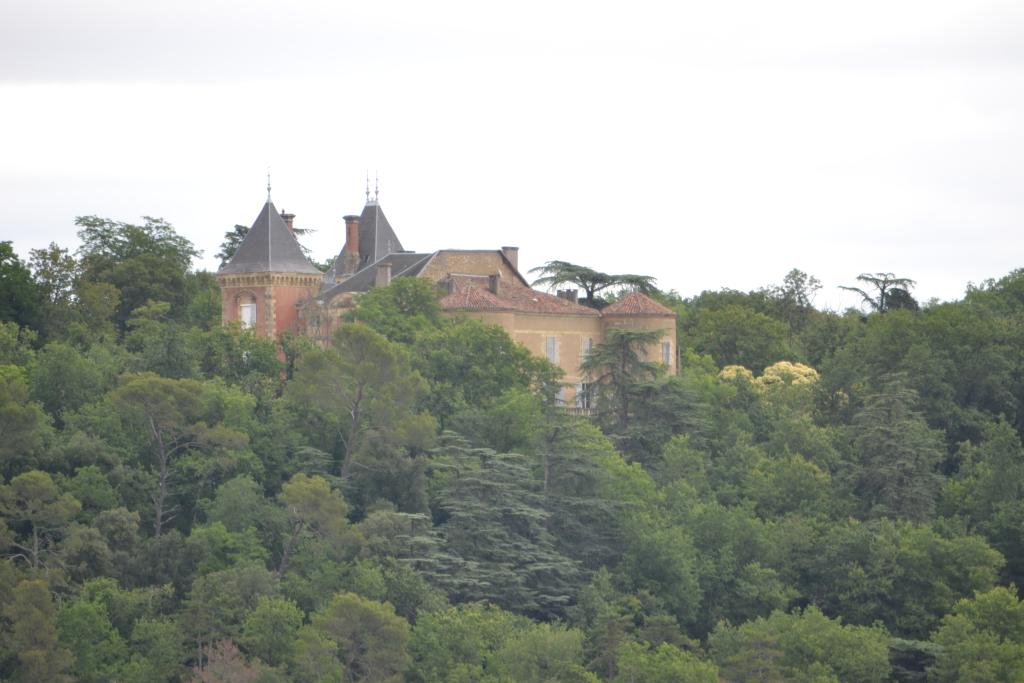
[1, 0, 1022, 309]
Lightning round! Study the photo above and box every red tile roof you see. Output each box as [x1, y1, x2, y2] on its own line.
[440, 277, 600, 316]
[600, 292, 677, 317]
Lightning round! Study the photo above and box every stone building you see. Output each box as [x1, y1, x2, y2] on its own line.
[217, 193, 676, 405]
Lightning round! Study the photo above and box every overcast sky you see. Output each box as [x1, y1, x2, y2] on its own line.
[1, 0, 1022, 309]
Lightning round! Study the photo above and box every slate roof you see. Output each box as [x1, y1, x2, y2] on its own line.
[357, 202, 404, 270]
[601, 291, 676, 317]
[320, 252, 433, 298]
[440, 276, 600, 316]
[219, 201, 321, 275]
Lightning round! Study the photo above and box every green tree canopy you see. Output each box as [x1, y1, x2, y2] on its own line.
[530, 260, 657, 308]
[75, 215, 200, 329]
[929, 586, 1024, 682]
[710, 605, 892, 682]
[0, 242, 40, 329]
[840, 272, 918, 314]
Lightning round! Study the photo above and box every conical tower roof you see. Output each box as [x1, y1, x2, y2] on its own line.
[357, 200, 404, 270]
[219, 200, 321, 275]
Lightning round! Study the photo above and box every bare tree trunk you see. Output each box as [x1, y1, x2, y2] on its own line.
[340, 383, 365, 479]
[31, 526, 39, 574]
[149, 416, 170, 537]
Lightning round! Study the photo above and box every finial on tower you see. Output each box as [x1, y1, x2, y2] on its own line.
[266, 169, 272, 202]
[365, 172, 371, 203]
[375, 172, 379, 202]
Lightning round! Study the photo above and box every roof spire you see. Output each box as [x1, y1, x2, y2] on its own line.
[266, 169, 272, 203]
[375, 172, 379, 202]
[365, 171, 371, 203]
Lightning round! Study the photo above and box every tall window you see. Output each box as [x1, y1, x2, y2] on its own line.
[662, 340, 672, 366]
[546, 336, 557, 363]
[576, 383, 592, 410]
[239, 302, 256, 329]
[580, 336, 593, 363]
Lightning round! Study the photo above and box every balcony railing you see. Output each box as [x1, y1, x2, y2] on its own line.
[558, 406, 595, 417]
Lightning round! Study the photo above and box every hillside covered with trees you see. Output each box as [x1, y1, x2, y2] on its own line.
[2, 218, 1024, 682]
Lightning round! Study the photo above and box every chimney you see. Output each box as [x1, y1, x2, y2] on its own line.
[342, 215, 360, 275]
[501, 246, 519, 271]
[488, 274, 501, 295]
[375, 261, 392, 288]
[281, 211, 296, 233]
[557, 289, 578, 304]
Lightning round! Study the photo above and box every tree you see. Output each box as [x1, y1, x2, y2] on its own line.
[793, 518, 1001, 639]
[429, 435, 582, 619]
[28, 341, 113, 422]
[191, 640, 269, 682]
[276, 473, 362, 578]
[530, 260, 657, 308]
[345, 276, 444, 345]
[309, 592, 411, 683]
[184, 564, 277, 669]
[3, 579, 74, 683]
[29, 242, 79, 340]
[75, 215, 200, 328]
[72, 280, 120, 342]
[124, 300, 199, 379]
[538, 419, 633, 571]
[121, 617, 187, 683]
[0, 470, 81, 573]
[580, 327, 665, 435]
[409, 603, 530, 683]
[840, 272, 918, 314]
[945, 420, 1024, 585]
[490, 622, 595, 683]
[286, 323, 433, 480]
[710, 606, 892, 682]
[206, 474, 284, 555]
[0, 242, 40, 329]
[414, 318, 562, 427]
[241, 595, 304, 668]
[684, 303, 792, 372]
[108, 374, 248, 536]
[0, 320, 36, 366]
[762, 268, 822, 336]
[929, 586, 1024, 683]
[0, 366, 49, 478]
[57, 597, 128, 683]
[850, 375, 944, 522]
[613, 642, 718, 683]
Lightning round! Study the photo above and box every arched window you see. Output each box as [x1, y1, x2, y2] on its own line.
[238, 294, 257, 329]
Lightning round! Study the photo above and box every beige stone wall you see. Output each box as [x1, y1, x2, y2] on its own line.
[418, 251, 526, 285]
[601, 314, 678, 374]
[505, 313, 604, 387]
[448, 309, 598, 404]
[448, 308, 677, 405]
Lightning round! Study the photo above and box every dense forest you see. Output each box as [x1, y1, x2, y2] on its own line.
[2, 216, 1024, 682]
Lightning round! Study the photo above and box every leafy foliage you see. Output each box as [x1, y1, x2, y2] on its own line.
[6, 224, 1024, 679]
[530, 260, 657, 308]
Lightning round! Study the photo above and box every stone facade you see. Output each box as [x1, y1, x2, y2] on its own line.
[218, 196, 677, 406]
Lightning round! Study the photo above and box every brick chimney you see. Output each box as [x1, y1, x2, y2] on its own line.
[281, 211, 296, 233]
[375, 261, 392, 288]
[557, 289, 578, 304]
[342, 215, 360, 275]
[501, 246, 519, 271]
